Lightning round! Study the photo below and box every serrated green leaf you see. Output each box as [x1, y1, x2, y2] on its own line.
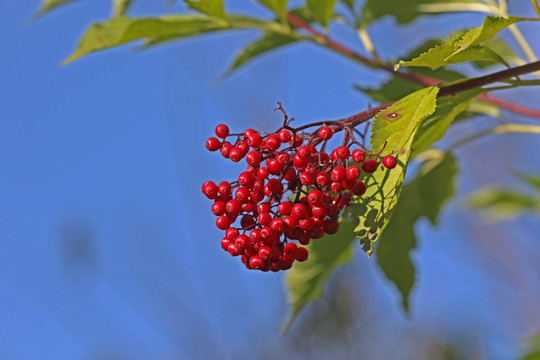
[63, 16, 226, 64]
[412, 89, 481, 154]
[221, 31, 301, 78]
[63, 15, 272, 64]
[376, 151, 457, 312]
[354, 87, 439, 254]
[185, 0, 226, 19]
[398, 41, 508, 70]
[256, 0, 288, 21]
[113, 0, 132, 17]
[306, 0, 339, 26]
[285, 206, 360, 330]
[36, 0, 76, 16]
[398, 16, 530, 70]
[362, 0, 482, 25]
[370, 87, 439, 153]
[466, 186, 539, 220]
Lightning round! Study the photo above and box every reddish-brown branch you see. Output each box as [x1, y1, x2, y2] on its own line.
[286, 12, 540, 120]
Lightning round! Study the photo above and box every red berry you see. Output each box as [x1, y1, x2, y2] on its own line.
[211, 201, 226, 216]
[292, 203, 308, 219]
[323, 219, 339, 234]
[266, 134, 281, 151]
[352, 180, 366, 196]
[295, 247, 308, 262]
[335, 146, 350, 160]
[278, 201, 293, 215]
[300, 171, 315, 186]
[297, 146, 311, 160]
[299, 218, 314, 231]
[318, 126, 333, 140]
[216, 215, 232, 230]
[362, 159, 378, 173]
[330, 181, 342, 193]
[307, 190, 323, 206]
[229, 147, 244, 162]
[236, 234, 250, 249]
[278, 255, 294, 270]
[278, 129, 292, 143]
[220, 141, 233, 158]
[351, 149, 365, 163]
[311, 206, 326, 218]
[206, 137, 221, 151]
[226, 227, 239, 240]
[202, 181, 218, 199]
[316, 172, 331, 187]
[382, 155, 397, 169]
[246, 151, 261, 166]
[228, 243, 242, 256]
[331, 166, 346, 182]
[284, 243, 297, 257]
[226, 199, 242, 216]
[215, 124, 229, 138]
[247, 133, 262, 148]
[346, 165, 361, 180]
[258, 245, 273, 260]
[244, 129, 257, 138]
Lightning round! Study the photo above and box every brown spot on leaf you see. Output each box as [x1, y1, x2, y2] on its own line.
[385, 112, 401, 121]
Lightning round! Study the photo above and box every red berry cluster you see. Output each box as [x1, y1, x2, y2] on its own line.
[202, 115, 396, 272]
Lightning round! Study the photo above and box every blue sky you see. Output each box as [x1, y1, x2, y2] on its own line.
[1, 1, 539, 359]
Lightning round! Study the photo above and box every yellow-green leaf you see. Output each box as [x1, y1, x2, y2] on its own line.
[256, 0, 288, 22]
[412, 89, 481, 155]
[185, 0, 226, 20]
[306, 0, 339, 26]
[376, 150, 457, 312]
[112, 0, 133, 17]
[221, 31, 301, 78]
[397, 16, 532, 70]
[356, 87, 439, 254]
[36, 0, 77, 16]
[362, 0, 483, 25]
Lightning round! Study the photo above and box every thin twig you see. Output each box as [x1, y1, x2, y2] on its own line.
[286, 12, 540, 120]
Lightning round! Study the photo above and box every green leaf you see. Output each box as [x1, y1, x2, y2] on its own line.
[362, 0, 483, 25]
[185, 0, 226, 19]
[36, 0, 76, 16]
[472, 36, 525, 68]
[466, 186, 540, 220]
[355, 87, 439, 254]
[221, 31, 301, 78]
[519, 331, 540, 360]
[412, 89, 481, 154]
[376, 150, 457, 312]
[370, 87, 439, 154]
[285, 206, 360, 330]
[397, 16, 529, 70]
[64, 16, 226, 64]
[63, 15, 272, 64]
[112, 0, 133, 17]
[306, 0, 339, 26]
[520, 174, 540, 190]
[341, 0, 356, 11]
[256, 0, 288, 22]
